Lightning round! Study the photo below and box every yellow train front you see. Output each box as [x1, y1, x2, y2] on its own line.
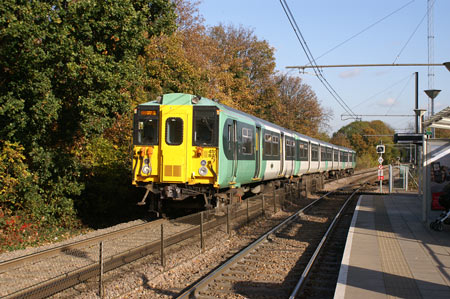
[132, 93, 219, 215]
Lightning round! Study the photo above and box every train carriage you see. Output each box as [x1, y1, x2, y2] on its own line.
[132, 93, 355, 214]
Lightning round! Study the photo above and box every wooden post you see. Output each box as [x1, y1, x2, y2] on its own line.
[160, 224, 165, 268]
[246, 199, 249, 223]
[226, 205, 230, 237]
[200, 212, 204, 252]
[274, 189, 277, 213]
[262, 194, 265, 216]
[99, 241, 103, 298]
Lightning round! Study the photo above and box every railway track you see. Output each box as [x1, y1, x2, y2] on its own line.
[0, 171, 373, 298]
[0, 187, 292, 298]
[177, 187, 361, 299]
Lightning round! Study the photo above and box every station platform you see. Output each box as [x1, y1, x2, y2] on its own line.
[334, 194, 450, 299]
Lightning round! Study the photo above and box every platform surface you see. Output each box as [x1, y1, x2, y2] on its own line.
[335, 194, 450, 299]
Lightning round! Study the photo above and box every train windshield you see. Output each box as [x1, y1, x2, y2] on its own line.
[134, 108, 159, 145]
[193, 107, 218, 147]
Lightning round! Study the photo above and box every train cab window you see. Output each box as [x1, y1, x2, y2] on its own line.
[193, 107, 218, 146]
[298, 141, 308, 161]
[136, 119, 158, 145]
[166, 117, 183, 145]
[311, 144, 319, 161]
[333, 149, 338, 162]
[264, 134, 272, 156]
[242, 127, 253, 155]
[134, 109, 159, 146]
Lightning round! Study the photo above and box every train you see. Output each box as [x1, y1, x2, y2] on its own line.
[132, 93, 356, 215]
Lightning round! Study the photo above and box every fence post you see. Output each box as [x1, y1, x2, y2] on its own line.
[262, 195, 265, 216]
[246, 198, 249, 223]
[200, 212, 204, 252]
[389, 164, 393, 193]
[99, 241, 103, 298]
[274, 188, 277, 213]
[161, 224, 165, 268]
[226, 205, 230, 237]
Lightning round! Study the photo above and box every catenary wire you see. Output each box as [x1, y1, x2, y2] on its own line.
[352, 74, 413, 110]
[393, 0, 435, 64]
[314, 0, 415, 63]
[279, 0, 358, 119]
[384, 74, 414, 115]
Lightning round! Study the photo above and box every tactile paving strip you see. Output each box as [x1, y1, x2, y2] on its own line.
[375, 197, 422, 299]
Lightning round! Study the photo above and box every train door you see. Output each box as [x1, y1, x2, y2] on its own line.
[254, 125, 261, 178]
[160, 110, 188, 182]
[231, 120, 238, 181]
[279, 133, 285, 176]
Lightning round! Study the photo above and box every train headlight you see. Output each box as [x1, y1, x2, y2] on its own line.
[142, 166, 151, 175]
[200, 160, 207, 166]
[199, 166, 208, 176]
[142, 158, 151, 175]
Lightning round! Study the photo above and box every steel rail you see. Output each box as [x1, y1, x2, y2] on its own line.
[175, 190, 336, 299]
[0, 218, 166, 272]
[289, 187, 361, 298]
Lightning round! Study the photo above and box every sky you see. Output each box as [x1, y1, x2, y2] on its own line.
[197, 0, 450, 134]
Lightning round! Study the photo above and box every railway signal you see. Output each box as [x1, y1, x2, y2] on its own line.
[377, 144, 384, 192]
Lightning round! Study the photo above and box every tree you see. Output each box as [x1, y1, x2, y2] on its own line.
[331, 120, 399, 168]
[0, 0, 176, 224]
[274, 74, 331, 138]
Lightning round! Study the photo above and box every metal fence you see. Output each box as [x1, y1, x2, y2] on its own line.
[3, 182, 306, 298]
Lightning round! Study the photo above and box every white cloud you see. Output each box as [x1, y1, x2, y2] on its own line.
[377, 97, 396, 107]
[434, 101, 446, 110]
[339, 68, 361, 78]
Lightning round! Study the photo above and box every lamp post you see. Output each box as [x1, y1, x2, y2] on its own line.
[424, 89, 441, 138]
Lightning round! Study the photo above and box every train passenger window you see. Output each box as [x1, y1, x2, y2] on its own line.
[193, 107, 218, 146]
[320, 146, 326, 161]
[340, 151, 344, 162]
[299, 141, 308, 161]
[311, 144, 319, 161]
[272, 135, 279, 156]
[327, 148, 332, 161]
[242, 127, 253, 155]
[286, 139, 295, 158]
[264, 134, 272, 156]
[166, 117, 183, 145]
[333, 150, 338, 162]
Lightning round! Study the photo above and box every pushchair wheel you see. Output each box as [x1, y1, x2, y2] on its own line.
[430, 220, 443, 231]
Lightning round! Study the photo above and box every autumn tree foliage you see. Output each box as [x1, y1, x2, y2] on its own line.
[141, 1, 328, 136]
[331, 120, 399, 168]
[274, 74, 331, 138]
[0, 0, 177, 230]
[1, 0, 332, 242]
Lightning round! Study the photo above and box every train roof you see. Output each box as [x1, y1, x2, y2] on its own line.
[138, 93, 355, 153]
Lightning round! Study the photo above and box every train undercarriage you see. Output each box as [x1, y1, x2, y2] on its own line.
[136, 169, 354, 217]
